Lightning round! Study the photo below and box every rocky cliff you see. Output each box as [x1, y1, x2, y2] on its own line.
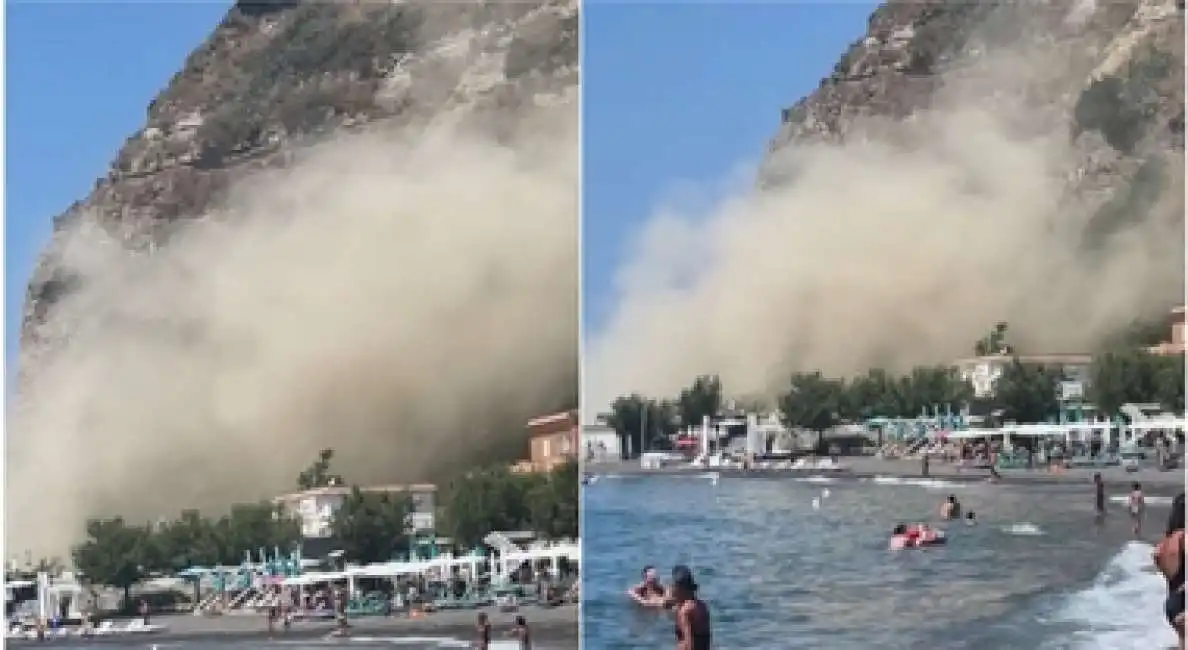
[12, 0, 578, 554]
[767, 0, 1183, 251]
[23, 0, 577, 342]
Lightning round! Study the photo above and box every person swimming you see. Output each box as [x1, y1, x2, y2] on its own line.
[965, 511, 977, 526]
[628, 565, 667, 607]
[890, 523, 943, 550]
[671, 565, 711, 650]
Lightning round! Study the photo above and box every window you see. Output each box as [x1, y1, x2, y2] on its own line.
[543, 438, 551, 458]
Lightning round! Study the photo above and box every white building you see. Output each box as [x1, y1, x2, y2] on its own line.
[580, 423, 621, 463]
[272, 484, 437, 539]
[955, 353, 1092, 399]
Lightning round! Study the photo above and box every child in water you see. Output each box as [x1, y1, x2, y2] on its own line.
[965, 511, 977, 526]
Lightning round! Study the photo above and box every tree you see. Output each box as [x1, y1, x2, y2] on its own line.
[974, 321, 1012, 356]
[72, 517, 152, 609]
[779, 372, 846, 452]
[606, 394, 674, 458]
[221, 502, 301, 558]
[1155, 354, 1185, 413]
[524, 460, 579, 540]
[296, 448, 343, 490]
[841, 368, 896, 421]
[676, 375, 723, 429]
[992, 359, 1060, 424]
[330, 487, 412, 564]
[438, 466, 533, 547]
[902, 366, 974, 416]
[1089, 348, 1185, 416]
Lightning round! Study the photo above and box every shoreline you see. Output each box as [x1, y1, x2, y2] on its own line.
[586, 457, 1186, 494]
[8, 605, 578, 647]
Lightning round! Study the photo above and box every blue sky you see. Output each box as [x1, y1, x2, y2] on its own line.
[582, 2, 877, 335]
[5, 1, 232, 371]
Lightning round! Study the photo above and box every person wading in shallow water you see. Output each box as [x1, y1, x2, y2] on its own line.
[474, 612, 493, 650]
[1155, 492, 1185, 649]
[510, 615, 532, 650]
[671, 565, 711, 650]
[1093, 473, 1107, 524]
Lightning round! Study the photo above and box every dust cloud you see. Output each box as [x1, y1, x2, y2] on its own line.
[586, 9, 1183, 411]
[9, 93, 577, 555]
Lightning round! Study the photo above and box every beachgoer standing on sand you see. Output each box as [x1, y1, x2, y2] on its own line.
[474, 612, 492, 650]
[1128, 482, 1146, 536]
[1093, 473, 1106, 523]
[1154, 492, 1185, 649]
[671, 565, 711, 650]
[511, 615, 532, 650]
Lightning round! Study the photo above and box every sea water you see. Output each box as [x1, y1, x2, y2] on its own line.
[582, 474, 1179, 649]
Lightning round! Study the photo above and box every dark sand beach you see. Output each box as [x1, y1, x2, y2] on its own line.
[587, 455, 1186, 494]
[9, 604, 578, 649]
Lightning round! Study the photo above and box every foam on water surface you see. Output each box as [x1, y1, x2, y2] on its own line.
[793, 476, 838, 484]
[1045, 541, 1177, 650]
[1002, 522, 1045, 536]
[347, 636, 469, 647]
[866, 475, 964, 489]
[1109, 494, 1176, 506]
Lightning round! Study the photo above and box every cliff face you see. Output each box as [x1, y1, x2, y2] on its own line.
[23, 0, 577, 345]
[766, 0, 1183, 250]
[13, 0, 577, 554]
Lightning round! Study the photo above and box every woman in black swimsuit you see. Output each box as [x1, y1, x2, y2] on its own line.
[1156, 492, 1185, 649]
[671, 565, 711, 650]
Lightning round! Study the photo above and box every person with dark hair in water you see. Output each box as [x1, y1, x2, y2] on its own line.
[671, 565, 711, 650]
[628, 565, 667, 607]
[1155, 492, 1185, 649]
[1093, 473, 1107, 523]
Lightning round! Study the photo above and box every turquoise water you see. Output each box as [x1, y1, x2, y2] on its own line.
[581, 474, 1178, 649]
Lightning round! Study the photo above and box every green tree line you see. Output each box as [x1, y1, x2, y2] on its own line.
[607, 322, 1184, 456]
[71, 449, 578, 605]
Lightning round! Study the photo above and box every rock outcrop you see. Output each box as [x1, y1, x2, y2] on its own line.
[22, 0, 577, 354]
[765, 0, 1183, 258]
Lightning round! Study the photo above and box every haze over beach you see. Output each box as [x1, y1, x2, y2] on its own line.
[585, 1, 1184, 412]
[7, 1, 579, 556]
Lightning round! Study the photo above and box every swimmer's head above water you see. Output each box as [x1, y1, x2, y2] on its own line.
[892, 524, 908, 535]
[670, 565, 698, 600]
[641, 565, 659, 584]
